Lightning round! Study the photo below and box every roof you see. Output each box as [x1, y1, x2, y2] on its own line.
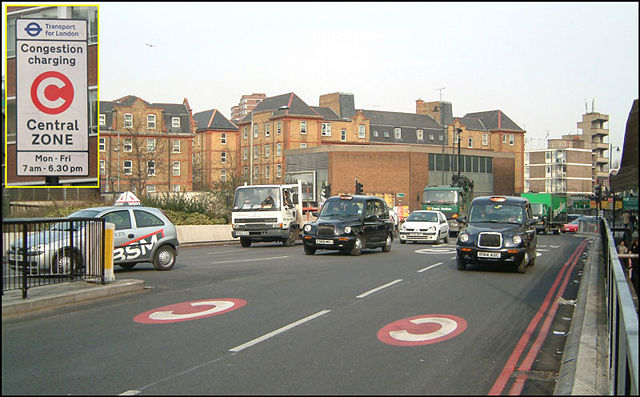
[472, 196, 530, 205]
[98, 95, 192, 134]
[193, 109, 238, 131]
[462, 110, 524, 131]
[359, 109, 442, 130]
[237, 92, 321, 123]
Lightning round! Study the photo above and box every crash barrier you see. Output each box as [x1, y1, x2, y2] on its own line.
[600, 218, 638, 395]
[2, 217, 106, 299]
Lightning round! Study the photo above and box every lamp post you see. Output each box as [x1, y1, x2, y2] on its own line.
[249, 110, 254, 185]
[609, 143, 620, 227]
[115, 130, 120, 192]
[456, 128, 463, 181]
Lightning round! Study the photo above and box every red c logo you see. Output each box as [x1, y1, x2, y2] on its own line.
[30, 71, 74, 114]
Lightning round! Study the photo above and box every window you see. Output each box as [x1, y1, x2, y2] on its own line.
[172, 185, 181, 192]
[243, 147, 248, 160]
[123, 160, 132, 175]
[373, 130, 379, 138]
[147, 185, 156, 193]
[384, 131, 389, 138]
[243, 126, 248, 140]
[221, 133, 227, 144]
[104, 210, 131, 231]
[99, 138, 105, 151]
[254, 124, 258, 138]
[394, 127, 401, 139]
[99, 160, 105, 175]
[253, 146, 259, 159]
[502, 134, 507, 143]
[358, 125, 366, 138]
[321, 123, 332, 136]
[173, 161, 181, 176]
[341, 129, 347, 142]
[221, 152, 227, 163]
[147, 114, 156, 129]
[99, 114, 105, 126]
[300, 121, 307, 134]
[265, 122, 270, 137]
[468, 137, 473, 148]
[277, 121, 282, 134]
[243, 167, 248, 178]
[301, 143, 307, 148]
[277, 164, 282, 178]
[147, 138, 156, 152]
[509, 134, 514, 146]
[173, 140, 181, 153]
[265, 164, 270, 180]
[276, 143, 282, 156]
[220, 170, 227, 182]
[253, 166, 259, 179]
[148, 160, 156, 176]
[417, 129, 424, 141]
[439, 134, 443, 141]
[124, 114, 133, 128]
[482, 133, 488, 146]
[265, 144, 270, 158]
[429, 134, 434, 140]
[172, 117, 180, 128]
[123, 138, 132, 152]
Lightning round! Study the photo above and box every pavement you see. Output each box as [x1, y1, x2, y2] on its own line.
[1, 235, 611, 394]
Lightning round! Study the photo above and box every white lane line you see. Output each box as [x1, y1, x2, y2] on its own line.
[418, 262, 443, 273]
[119, 391, 141, 396]
[356, 279, 403, 299]
[229, 310, 331, 352]
[207, 250, 246, 255]
[211, 255, 288, 264]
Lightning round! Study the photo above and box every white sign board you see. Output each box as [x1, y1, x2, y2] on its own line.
[16, 18, 88, 177]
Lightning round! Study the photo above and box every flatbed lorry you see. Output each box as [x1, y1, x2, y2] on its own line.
[521, 192, 567, 234]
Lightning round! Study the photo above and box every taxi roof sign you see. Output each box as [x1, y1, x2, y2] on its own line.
[115, 191, 141, 206]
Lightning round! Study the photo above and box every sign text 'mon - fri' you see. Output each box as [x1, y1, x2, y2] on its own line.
[15, 18, 89, 177]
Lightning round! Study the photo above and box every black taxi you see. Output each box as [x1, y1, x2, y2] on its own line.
[456, 196, 537, 273]
[302, 195, 394, 255]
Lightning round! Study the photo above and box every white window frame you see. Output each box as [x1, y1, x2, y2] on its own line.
[99, 137, 105, 151]
[277, 121, 282, 135]
[148, 160, 156, 176]
[253, 124, 258, 138]
[124, 113, 133, 128]
[265, 122, 270, 137]
[123, 138, 133, 152]
[265, 144, 270, 158]
[321, 123, 331, 136]
[341, 129, 347, 142]
[147, 138, 156, 152]
[502, 134, 507, 143]
[221, 133, 227, 145]
[276, 143, 282, 156]
[147, 185, 156, 193]
[277, 164, 282, 178]
[482, 133, 488, 146]
[147, 114, 156, 129]
[358, 125, 366, 138]
[253, 146, 259, 159]
[300, 121, 307, 134]
[300, 143, 307, 148]
[253, 166, 259, 179]
[99, 159, 105, 174]
[416, 129, 423, 141]
[221, 152, 227, 163]
[384, 131, 389, 138]
[173, 161, 181, 176]
[123, 160, 132, 175]
[172, 117, 180, 128]
[173, 140, 181, 153]
[265, 164, 270, 180]
[394, 127, 401, 139]
[509, 134, 514, 146]
[220, 170, 227, 182]
[99, 114, 105, 126]
[243, 126, 248, 140]
[468, 137, 473, 148]
[172, 184, 181, 192]
[243, 147, 248, 160]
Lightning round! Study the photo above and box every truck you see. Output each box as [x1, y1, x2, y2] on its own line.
[422, 175, 474, 235]
[520, 192, 567, 234]
[231, 182, 304, 247]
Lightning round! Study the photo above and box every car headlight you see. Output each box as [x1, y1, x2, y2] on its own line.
[427, 226, 435, 232]
[303, 224, 312, 233]
[344, 226, 352, 234]
[512, 235, 522, 245]
[459, 233, 469, 243]
[400, 224, 407, 231]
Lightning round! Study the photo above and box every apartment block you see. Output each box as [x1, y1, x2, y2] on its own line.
[192, 109, 239, 189]
[230, 93, 266, 122]
[576, 109, 610, 188]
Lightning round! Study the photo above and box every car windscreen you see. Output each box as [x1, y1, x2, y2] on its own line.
[468, 204, 524, 224]
[233, 187, 281, 211]
[319, 199, 364, 219]
[406, 212, 438, 222]
[530, 203, 544, 216]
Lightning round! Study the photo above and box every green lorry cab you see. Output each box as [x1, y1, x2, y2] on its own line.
[520, 193, 568, 234]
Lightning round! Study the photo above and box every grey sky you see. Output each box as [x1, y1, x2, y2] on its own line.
[5, 2, 638, 161]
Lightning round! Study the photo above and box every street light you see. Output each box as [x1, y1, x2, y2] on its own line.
[432, 103, 447, 184]
[249, 111, 254, 185]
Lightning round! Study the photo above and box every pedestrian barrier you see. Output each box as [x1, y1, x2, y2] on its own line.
[2, 217, 106, 299]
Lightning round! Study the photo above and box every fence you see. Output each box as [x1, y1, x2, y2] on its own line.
[2, 217, 106, 299]
[600, 218, 638, 395]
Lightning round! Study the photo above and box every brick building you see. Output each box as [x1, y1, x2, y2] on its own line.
[192, 109, 239, 189]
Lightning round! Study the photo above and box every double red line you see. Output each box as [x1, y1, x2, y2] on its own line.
[488, 238, 588, 395]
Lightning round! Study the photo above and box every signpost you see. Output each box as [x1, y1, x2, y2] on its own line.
[16, 18, 89, 182]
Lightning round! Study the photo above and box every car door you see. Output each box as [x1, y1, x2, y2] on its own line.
[363, 200, 382, 244]
[524, 204, 537, 254]
[439, 212, 449, 235]
[102, 209, 135, 262]
[132, 209, 167, 262]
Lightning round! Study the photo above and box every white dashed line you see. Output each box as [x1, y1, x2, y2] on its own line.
[356, 279, 403, 298]
[211, 255, 288, 264]
[418, 262, 443, 273]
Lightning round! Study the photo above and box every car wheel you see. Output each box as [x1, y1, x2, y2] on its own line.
[153, 245, 176, 271]
[54, 249, 80, 275]
[119, 263, 136, 270]
[433, 232, 440, 245]
[457, 258, 467, 270]
[304, 245, 316, 255]
[350, 235, 364, 256]
[382, 233, 392, 252]
[517, 252, 528, 273]
[282, 227, 297, 247]
[240, 237, 252, 247]
[444, 231, 450, 244]
[529, 249, 536, 266]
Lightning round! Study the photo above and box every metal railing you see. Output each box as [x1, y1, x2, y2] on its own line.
[600, 218, 638, 395]
[2, 217, 106, 299]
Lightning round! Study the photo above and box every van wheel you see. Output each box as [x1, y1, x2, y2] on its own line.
[282, 227, 297, 246]
[153, 245, 176, 271]
[240, 238, 252, 247]
[350, 235, 364, 256]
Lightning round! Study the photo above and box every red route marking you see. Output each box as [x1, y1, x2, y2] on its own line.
[377, 314, 467, 346]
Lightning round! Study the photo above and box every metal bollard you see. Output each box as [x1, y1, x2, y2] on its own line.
[104, 222, 115, 282]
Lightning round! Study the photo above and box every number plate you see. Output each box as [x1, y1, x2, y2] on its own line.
[409, 233, 423, 237]
[316, 239, 334, 245]
[478, 251, 500, 258]
[235, 231, 249, 236]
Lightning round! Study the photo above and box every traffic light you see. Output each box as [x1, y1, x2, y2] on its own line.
[355, 181, 363, 195]
[594, 184, 602, 199]
[325, 184, 331, 198]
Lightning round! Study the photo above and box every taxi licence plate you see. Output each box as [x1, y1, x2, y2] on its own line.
[316, 239, 333, 245]
[236, 231, 249, 236]
[478, 251, 500, 258]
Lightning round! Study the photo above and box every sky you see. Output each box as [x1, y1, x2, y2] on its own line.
[4, 2, 638, 163]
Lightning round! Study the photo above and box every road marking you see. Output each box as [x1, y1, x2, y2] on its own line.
[229, 310, 331, 352]
[414, 247, 456, 254]
[211, 255, 288, 264]
[377, 314, 468, 346]
[119, 391, 140, 396]
[134, 299, 246, 324]
[356, 279, 403, 298]
[418, 262, 443, 273]
[207, 249, 247, 255]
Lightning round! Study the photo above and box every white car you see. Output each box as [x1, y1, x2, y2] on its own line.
[399, 210, 450, 244]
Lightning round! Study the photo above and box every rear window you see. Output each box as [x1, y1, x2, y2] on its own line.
[134, 210, 165, 227]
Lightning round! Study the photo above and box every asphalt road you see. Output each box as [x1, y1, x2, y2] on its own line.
[1, 233, 591, 395]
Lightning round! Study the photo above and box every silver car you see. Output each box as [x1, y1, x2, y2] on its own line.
[6, 206, 179, 275]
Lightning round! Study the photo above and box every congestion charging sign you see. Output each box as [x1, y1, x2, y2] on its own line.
[16, 19, 88, 177]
